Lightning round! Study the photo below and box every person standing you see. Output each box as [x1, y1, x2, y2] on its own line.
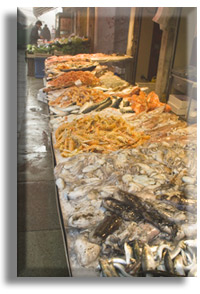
[41, 24, 51, 41]
[30, 20, 43, 45]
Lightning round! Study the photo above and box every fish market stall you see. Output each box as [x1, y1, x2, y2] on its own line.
[42, 53, 197, 277]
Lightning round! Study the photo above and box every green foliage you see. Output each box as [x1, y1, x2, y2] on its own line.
[26, 36, 90, 55]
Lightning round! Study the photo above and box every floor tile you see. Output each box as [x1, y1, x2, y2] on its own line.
[17, 152, 55, 182]
[17, 230, 69, 277]
[18, 181, 60, 232]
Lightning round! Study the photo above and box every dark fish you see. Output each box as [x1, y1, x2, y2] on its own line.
[93, 214, 122, 240]
[111, 97, 123, 108]
[141, 244, 157, 271]
[164, 249, 175, 274]
[131, 240, 142, 261]
[95, 97, 112, 111]
[103, 197, 140, 222]
[60, 65, 97, 72]
[123, 100, 130, 107]
[118, 189, 178, 239]
[118, 189, 145, 218]
[125, 261, 142, 276]
[82, 97, 111, 113]
[161, 195, 197, 214]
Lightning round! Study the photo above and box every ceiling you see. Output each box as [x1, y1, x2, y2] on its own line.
[33, 7, 57, 17]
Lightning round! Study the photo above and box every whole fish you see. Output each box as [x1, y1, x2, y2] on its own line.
[124, 242, 133, 264]
[141, 244, 157, 272]
[113, 263, 133, 277]
[103, 197, 140, 222]
[164, 249, 175, 274]
[131, 240, 142, 261]
[99, 259, 119, 277]
[93, 214, 122, 240]
[174, 254, 185, 276]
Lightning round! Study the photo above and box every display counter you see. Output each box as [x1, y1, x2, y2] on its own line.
[40, 53, 197, 277]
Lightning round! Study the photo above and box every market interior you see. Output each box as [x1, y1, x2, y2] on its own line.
[17, 7, 197, 277]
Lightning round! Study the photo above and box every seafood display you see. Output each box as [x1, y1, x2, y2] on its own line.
[48, 86, 110, 108]
[53, 114, 150, 157]
[121, 89, 172, 114]
[44, 71, 100, 92]
[54, 139, 197, 276]
[46, 61, 99, 80]
[45, 53, 129, 67]
[98, 239, 197, 277]
[97, 71, 130, 91]
[42, 53, 197, 277]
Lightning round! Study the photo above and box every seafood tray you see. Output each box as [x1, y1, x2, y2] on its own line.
[48, 109, 197, 277]
[44, 55, 197, 278]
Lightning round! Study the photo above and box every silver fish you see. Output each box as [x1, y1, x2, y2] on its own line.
[99, 259, 119, 277]
[141, 244, 157, 271]
[174, 255, 185, 276]
[164, 249, 175, 274]
[113, 263, 133, 277]
[156, 243, 171, 261]
[169, 240, 186, 259]
[124, 242, 133, 265]
[108, 258, 127, 265]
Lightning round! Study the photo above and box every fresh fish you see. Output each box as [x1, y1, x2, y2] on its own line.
[174, 255, 185, 276]
[82, 98, 110, 114]
[141, 244, 157, 271]
[156, 243, 171, 261]
[108, 258, 127, 265]
[95, 97, 112, 111]
[113, 263, 133, 277]
[125, 261, 141, 276]
[187, 263, 197, 277]
[118, 189, 178, 238]
[124, 242, 133, 264]
[131, 240, 142, 261]
[99, 259, 119, 277]
[157, 194, 197, 214]
[102, 197, 139, 221]
[111, 97, 123, 109]
[93, 214, 122, 240]
[169, 240, 186, 259]
[164, 249, 175, 274]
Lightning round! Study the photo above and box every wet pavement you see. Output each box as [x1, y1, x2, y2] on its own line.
[17, 50, 69, 277]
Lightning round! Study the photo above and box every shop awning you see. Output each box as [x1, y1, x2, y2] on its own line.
[33, 7, 57, 17]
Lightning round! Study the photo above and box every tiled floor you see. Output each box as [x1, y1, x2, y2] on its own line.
[17, 50, 69, 277]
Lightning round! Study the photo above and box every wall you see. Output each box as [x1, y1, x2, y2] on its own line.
[94, 7, 116, 54]
[173, 7, 197, 68]
[135, 8, 155, 82]
[94, 7, 130, 54]
[113, 7, 130, 54]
